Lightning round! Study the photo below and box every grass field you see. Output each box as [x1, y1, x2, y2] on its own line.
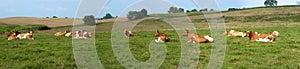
[1, 23, 300, 68]
[1, 5, 300, 69]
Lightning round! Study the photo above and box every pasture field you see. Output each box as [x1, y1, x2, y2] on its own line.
[1, 24, 300, 68]
[1, 5, 300, 69]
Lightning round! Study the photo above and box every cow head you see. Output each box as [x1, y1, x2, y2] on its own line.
[182, 29, 189, 36]
[244, 31, 251, 37]
[154, 30, 160, 37]
[268, 35, 276, 42]
[269, 31, 280, 37]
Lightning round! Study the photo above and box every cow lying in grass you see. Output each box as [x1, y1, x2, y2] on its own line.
[7, 31, 20, 40]
[56, 30, 92, 39]
[267, 31, 280, 37]
[124, 29, 133, 38]
[72, 30, 92, 39]
[245, 31, 275, 42]
[154, 30, 170, 43]
[54, 30, 70, 36]
[225, 30, 247, 37]
[7, 31, 34, 40]
[182, 29, 214, 43]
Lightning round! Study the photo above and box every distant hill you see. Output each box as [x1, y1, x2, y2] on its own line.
[0, 17, 80, 27]
[1, 5, 300, 28]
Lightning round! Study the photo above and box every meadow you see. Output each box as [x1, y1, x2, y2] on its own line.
[1, 5, 300, 69]
[1, 22, 300, 68]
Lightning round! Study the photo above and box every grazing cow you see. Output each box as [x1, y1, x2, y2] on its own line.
[267, 31, 280, 37]
[245, 31, 275, 42]
[16, 31, 34, 40]
[182, 29, 213, 43]
[154, 30, 170, 43]
[225, 30, 247, 37]
[124, 29, 133, 37]
[54, 30, 70, 36]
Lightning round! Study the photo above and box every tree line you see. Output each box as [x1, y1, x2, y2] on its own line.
[83, 0, 282, 24]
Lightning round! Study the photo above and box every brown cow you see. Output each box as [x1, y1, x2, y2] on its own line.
[54, 30, 70, 36]
[124, 29, 133, 37]
[154, 30, 170, 43]
[182, 29, 214, 43]
[16, 31, 34, 40]
[225, 30, 247, 37]
[7, 32, 17, 40]
[72, 30, 92, 39]
[245, 31, 275, 42]
[267, 31, 280, 37]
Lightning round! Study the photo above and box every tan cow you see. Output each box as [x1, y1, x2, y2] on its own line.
[182, 29, 214, 43]
[245, 31, 275, 42]
[267, 31, 280, 37]
[154, 30, 170, 43]
[54, 30, 70, 36]
[7, 31, 20, 40]
[16, 31, 34, 40]
[73, 30, 92, 39]
[225, 30, 247, 37]
[124, 29, 133, 38]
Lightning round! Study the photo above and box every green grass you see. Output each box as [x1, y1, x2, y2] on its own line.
[0, 23, 50, 34]
[1, 26, 300, 68]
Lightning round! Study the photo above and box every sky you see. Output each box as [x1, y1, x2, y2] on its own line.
[0, 0, 299, 18]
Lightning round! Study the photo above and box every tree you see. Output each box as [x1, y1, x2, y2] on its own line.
[168, 6, 185, 13]
[178, 8, 184, 13]
[228, 8, 241, 11]
[127, 9, 148, 20]
[83, 15, 96, 25]
[52, 16, 58, 18]
[264, 0, 277, 7]
[45, 17, 49, 18]
[191, 9, 198, 12]
[199, 8, 208, 12]
[102, 13, 113, 19]
[168, 6, 177, 13]
[186, 10, 190, 13]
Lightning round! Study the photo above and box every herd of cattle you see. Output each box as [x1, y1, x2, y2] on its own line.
[125, 29, 280, 43]
[54, 30, 92, 39]
[6, 29, 279, 43]
[7, 30, 92, 40]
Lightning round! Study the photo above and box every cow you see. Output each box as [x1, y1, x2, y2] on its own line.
[16, 31, 34, 40]
[154, 30, 170, 43]
[65, 32, 74, 37]
[7, 31, 18, 40]
[225, 30, 247, 37]
[154, 30, 165, 37]
[182, 29, 214, 43]
[245, 31, 275, 42]
[191, 34, 214, 43]
[73, 30, 92, 39]
[267, 31, 280, 37]
[124, 29, 133, 38]
[54, 30, 70, 36]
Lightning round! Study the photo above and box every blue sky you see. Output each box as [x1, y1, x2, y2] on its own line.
[0, 0, 298, 18]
